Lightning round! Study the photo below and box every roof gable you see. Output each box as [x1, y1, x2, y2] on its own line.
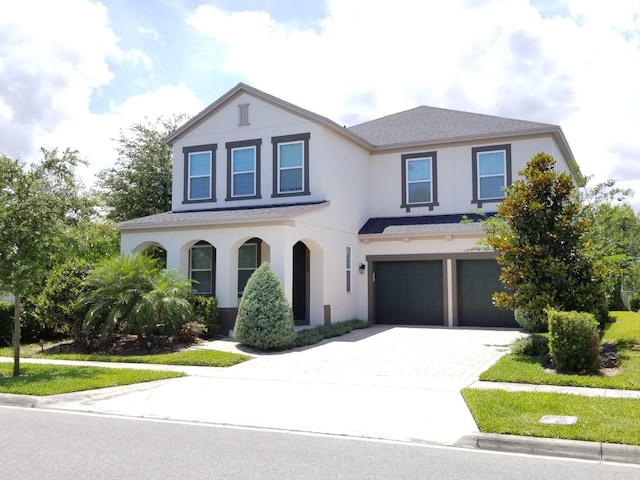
[165, 83, 372, 149]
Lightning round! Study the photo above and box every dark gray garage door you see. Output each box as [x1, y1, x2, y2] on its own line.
[374, 261, 444, 325]
[457, 259, 517, 328]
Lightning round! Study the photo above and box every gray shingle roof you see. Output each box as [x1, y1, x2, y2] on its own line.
[118, 201, 329, 231]
[348, 106, 558, 148]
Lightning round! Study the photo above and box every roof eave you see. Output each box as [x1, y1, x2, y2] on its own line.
[119, 217, 294, 232]
[358, 227, 487, 242]
[367, 126, 563, 153]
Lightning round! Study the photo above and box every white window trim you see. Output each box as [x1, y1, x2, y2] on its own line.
[188, 151, 212, 201]
[231, 146, 256, 198]
[190, 244, 213, 295]
[406, 157, 433, 205]
[277, 140, 304, 194]
[477, 149, 507, 200]
[346, 245, 352, 294]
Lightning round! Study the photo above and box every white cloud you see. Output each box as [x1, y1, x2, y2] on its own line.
[186, 0, 640, 202]
[39, 84, 205, 188]
[0, 0, 204, 189]
[0, 0, 118, 159]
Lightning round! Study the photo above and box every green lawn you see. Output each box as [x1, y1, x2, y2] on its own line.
[39, 349, 251, 367]
[0, 363, 184, 396]
[480, 311, 640, 389]
[462, 389, 640, 446]
[466, 311, 640, 446]
[0, 346, 251, 367]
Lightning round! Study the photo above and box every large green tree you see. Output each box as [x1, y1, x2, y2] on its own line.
[486, 152, 611, 331]
[580, 180, 640, 307]
[0, 148, 87, 375]
[97, 115, 188, 222]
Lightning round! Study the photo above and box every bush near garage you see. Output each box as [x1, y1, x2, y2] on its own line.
[548, 309, 601, 373]
[510, 333, 549, 357]
[234, 262, 296, 350]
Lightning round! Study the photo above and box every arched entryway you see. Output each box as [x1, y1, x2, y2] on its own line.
[292, 241, 310, 326]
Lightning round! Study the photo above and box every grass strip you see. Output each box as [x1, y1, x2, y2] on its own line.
[480, 311, 640, 390]
[0, 363, 184, 396]
[32, 349, 251, 367]
[462, 389, 640, 446]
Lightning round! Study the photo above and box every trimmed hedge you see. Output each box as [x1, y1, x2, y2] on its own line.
[548, 310, 600, 373]
[294, 319, 370, 348]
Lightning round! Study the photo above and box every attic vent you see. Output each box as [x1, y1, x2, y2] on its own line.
[238, 103, 249, 126]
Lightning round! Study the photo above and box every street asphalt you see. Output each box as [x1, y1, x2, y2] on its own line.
[1, 325, 639, 464]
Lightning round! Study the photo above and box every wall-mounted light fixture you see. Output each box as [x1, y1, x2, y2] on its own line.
[359, 263, 366, 274]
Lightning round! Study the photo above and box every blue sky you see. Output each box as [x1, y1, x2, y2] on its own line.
[2, 0, 640, 205]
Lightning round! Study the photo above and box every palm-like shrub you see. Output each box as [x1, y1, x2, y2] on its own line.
[80, 254, 193, 341]
[234, 262, 296, 350]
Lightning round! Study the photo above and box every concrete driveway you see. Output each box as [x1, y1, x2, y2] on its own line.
[39, 326, 523, 445]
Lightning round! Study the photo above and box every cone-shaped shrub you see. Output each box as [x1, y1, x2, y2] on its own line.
[234, 262, 296, 350]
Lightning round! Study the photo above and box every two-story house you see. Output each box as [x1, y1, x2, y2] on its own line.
[119, 83, 584, 335]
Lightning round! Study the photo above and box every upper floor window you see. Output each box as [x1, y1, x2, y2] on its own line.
[401, 151, 439, 212]
[471, 144, 512, 207]
[271, 133, 311, 197]
[183, 144, 216, 203]
[226, 139, 262, 201]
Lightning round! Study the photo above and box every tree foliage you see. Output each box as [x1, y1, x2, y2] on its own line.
[34, 259, 95, 343]
[79, 254, 193, 342]
[97, 115, 188, 222]
[579, 180, 640, 307]
[234, 262, 296, 350]
[0, 148, 87, 375]
[486, 153, 610, 332]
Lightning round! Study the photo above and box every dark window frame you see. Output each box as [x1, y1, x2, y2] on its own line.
[183, 144, 217, 204]
[238, 238, 262, 297]
[225, 139, 262, 201]
[400, 151, 439, 212]
[271, 133, 311, 198]
[471, 144, 512, 208]
[189, 241, 216, 296]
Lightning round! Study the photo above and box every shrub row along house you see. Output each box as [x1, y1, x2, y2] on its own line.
[119, 83, 584, 335]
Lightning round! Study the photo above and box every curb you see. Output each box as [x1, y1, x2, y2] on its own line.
[0, 393, 40, 408]
[456, 433, 640, 465]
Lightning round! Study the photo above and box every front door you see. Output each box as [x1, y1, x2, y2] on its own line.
[292, 241, 310, 325]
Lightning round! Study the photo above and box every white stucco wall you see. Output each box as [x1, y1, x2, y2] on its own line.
[367, 135, 571, 218]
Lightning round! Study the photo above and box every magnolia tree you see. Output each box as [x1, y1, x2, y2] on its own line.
[486, 153, 611, 332]
[234, 262, 296, 350]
